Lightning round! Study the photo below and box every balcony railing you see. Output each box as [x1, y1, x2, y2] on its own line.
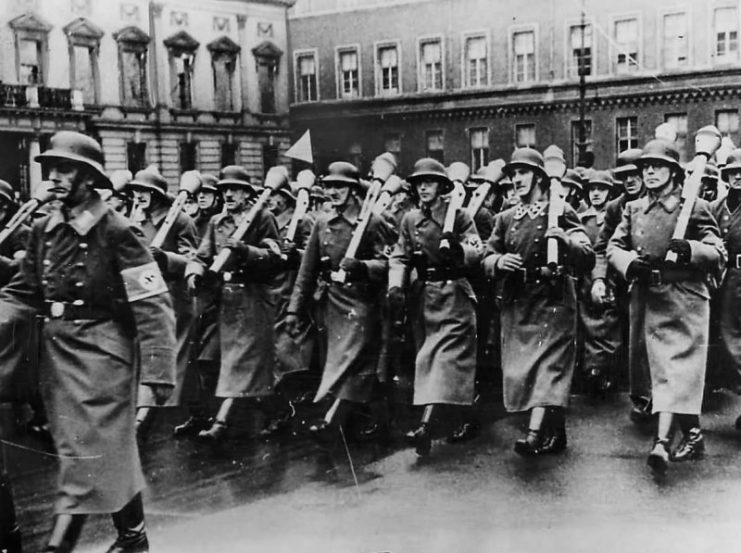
[0, 83, 77, 110]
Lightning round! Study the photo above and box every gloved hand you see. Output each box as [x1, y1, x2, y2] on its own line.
[281, 241, 301, 269]
[340, 257, 368, 282]
[591, 278, 607, 305]
[149, 246, 168, 272]
[626, 256, 652, 281]
[495, 253, 524, 273]
[226, 238, 251, 260]
[439, 232, 464, 264]
[146, 383, 173, 406]
[285, 313, 302, 338]
[186, 273, 202, 295]
[667, 239, 691, 265]
[387, 286, 405, 315]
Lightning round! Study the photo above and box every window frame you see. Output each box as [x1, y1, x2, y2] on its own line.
[207, 36, 241, 113]
[63, 18, 104, 106]
[374, 39, 402, 96]
[711, 2, 740, 65]
[9, 13, 52, 86]
[657, 7, 692, 71]
[335, 44, 362, 99]
[113, 26, 151, 109]
[425, 129, 445, 163]
[508, 24, 539, 84]
[716, 108, 739, 138]
[616, 116, 639, 153]
[515, 123, 537, 149]
[571, 119, 593, 167]
[164, 31, 200, 111]
[469, 126, 490, 172]
[564, 17, 596, 79]
[609, 12, 643, 75]
[293, 48, 320, 103]
[460, 30, 490, 89]
[416, 34, 445, 92]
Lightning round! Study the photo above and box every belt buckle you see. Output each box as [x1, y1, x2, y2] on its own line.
[736, 254, 741, 269]
[649, 269, 662, 286]
[223, 271, 232, 282]
[49, 301, 65, 318]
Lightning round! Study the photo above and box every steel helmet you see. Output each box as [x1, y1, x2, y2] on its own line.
[322, 161, 361, 187]
[587, 170, 615, 189]
[218, 165, 261, 193]
[613, 148, 643, 177]
[128, 168, 168, 197]
[637, 139, 682, 173]
[273, 180, 297, 203]
[200, 173, 219, 194]
[721, 149, 741, 180]
[562, 169, 584, 191]
[407, 157, 453, 193]
[0, 180, 15, 205]
[35, 131, 111, 188]
[504, 148, 548, 183]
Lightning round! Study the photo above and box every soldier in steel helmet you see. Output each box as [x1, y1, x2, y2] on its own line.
[126, 168, 199, 438]
[286, 161, 392, 444]
[577, 170, 622, 397]
[593, 148, 647, 421]
[387, 157, 483, 457]
[190, 174, 222, 238]
[185, 166, 283, 443]
[482, 147, 594, 457]
[608, 138, 725, 474]
[709, 149, 741, 425]
[0, 131, 176, 552]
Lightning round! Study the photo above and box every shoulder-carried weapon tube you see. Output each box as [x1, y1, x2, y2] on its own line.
[285, 170, 315, 243]
[0, 183, 55, 248]
[543, 145, 567, 270]
[150, 170, 201, 249]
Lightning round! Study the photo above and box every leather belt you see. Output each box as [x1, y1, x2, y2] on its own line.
[514, 266, 568, 283]
[44, 301, 112, 321]
[642, 268, 705, 286]
[420, 266, 462, 282]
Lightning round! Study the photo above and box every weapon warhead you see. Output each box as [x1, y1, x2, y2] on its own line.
[370, 152, 397, 183]
[381, 175, 403, 195]
[144, 163, 161, 175]
[695, 125, 722, 158]
[264, 166, 290, 191]
[179, 170, 202, 195]
[447, 162, 471, 184]
[716, 136, 736, 167]
[543, 145, 567, 179]
[296, 169, 316, 190]
[109, 170, 133, 193]
[655, 122, 679, 143]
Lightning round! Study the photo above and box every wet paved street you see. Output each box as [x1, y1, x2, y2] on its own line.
[9, 390, 741, 553]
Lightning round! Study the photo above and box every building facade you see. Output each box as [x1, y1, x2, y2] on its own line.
[0, 0, 294, 197]
[288, 0, 741, 174]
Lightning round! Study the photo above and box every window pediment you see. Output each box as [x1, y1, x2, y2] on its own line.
[207, 35, 241, 55]
[252, 40, 283, 60]
[64, 17, 103, 40]
[114, 26, 150, 45]
[9, 12, 52, 33]
[164, 30, 200, 54]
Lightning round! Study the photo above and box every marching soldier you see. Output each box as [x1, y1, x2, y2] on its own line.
[186, 166, 282, 442]
[0, 131, 176, 552]
[607, 137, 725, 473]
[286, 162, 392, 443]
[709, 149, 741, 423]
[593, 148, 647, 421]
[578, 170, 622, 396]
[482, 148, 594, 456]
[700, 162, 722, 203]
[127, 169, 199, 436]
[388, 158, 482, 456]
[191, 174, 221, 238]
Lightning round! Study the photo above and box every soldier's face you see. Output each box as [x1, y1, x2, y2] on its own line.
[642, 162, 673, 190]
[268, 192, 288, 215]
[132, 188, 153, 210]
[183, 196, 199, 216]
[46, 161, 92, 206]
[512, 168, 536, 200]
[727, 169, 741, 190]
[588, 184, 610, 208]
[324, 183, 351, 208]
[416, 179, 440, 204]
[223, 185, 250, 211]
[621, 172, 643, 196]
[197, 190, 216, 209]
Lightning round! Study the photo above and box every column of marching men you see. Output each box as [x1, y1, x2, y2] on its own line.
[1, 124, 741, 551]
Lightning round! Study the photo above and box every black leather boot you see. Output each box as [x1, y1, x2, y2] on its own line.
[404, 423, 431, 457]
[540, 408, 567, 455]
[41, 514, 86, 553]
[514, 429, 547, 457]
[647, 438, 670, 474]
[106, 494, 148, 553]
[672, 428, 705, 462]
[197, 420, 228, 443]
[172, 416, 211, 438]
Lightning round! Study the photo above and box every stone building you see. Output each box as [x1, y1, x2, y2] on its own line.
[0, 0, 294, 197]
[288, 0, 741, 174]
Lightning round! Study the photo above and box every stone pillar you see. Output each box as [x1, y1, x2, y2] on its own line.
[237, 14, 251, 119]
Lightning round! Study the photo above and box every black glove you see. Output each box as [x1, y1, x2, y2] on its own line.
[340, 257, 368, 282]
[667, 239, 691, 265]
[226, 238, 252, 261]
[285, 313, 302, 338]
[626, 257, 652, 281]
[387, 286, 405, 315]
[149, 246, 168, 272]
[439, 232, 464, 265]
[281, 241, 301, 269]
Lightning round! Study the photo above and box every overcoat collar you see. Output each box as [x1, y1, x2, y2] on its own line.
[44, 192, 107, 236]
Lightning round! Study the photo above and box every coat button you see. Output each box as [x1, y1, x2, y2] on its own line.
[43, 259, 51, 266]
[80, 243, 88, 250]
[75, 282, 84, 288]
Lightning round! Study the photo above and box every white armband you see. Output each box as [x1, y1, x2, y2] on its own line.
[121, 261, 168, 302]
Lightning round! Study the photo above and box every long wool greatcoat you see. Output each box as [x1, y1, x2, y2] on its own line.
[272, 208, 314, 381]
[388, 199, 483, 406]
[0, 193, 176, 514]
[288, 203, 391, 403]
[135, 204, 198, 407]
[709, 195, 741, 378]
[608, 187, 725, 414]
[186, 205, 281, 398]
[485, 201, 594, 412]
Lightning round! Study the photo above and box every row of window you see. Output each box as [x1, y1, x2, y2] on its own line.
[294, 5, 740, 102]
[10, 15, 281, 114]
[374, 109, 740, 172]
